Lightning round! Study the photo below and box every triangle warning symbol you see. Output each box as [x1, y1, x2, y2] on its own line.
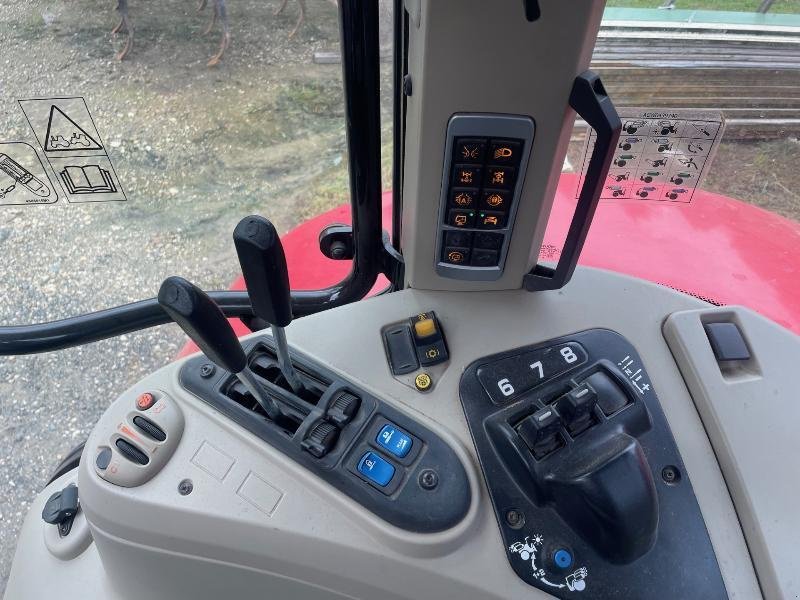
[44, 105, 103, 153]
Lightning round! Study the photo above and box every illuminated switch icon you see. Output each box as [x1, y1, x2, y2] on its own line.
[486, 193, 504, 207]
[452, 190, 476, 207]
[462, 145, 480, 160]
[459, 170, 474, 184]
[426, 347, 440, 359]
[478, 211, 505, 229]
[494, 147, 513, 160]
[447, 250, 466, 263]
[455, 214, 468, 226]
[486, 166, 514, 188]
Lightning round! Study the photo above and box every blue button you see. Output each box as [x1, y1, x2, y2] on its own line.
[357, 451, 395, 487]
[553, 548, 573, 569]
[376, 424, 413, 458]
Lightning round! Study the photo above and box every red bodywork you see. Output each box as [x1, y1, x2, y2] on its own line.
[179, 173, 800, 357]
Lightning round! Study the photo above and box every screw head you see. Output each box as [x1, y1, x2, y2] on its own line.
[414, 373, 432, 392]
[661, 465, 681, 485]
[418, 469, 438, 490]
[200, 363, 216, 378]
[178, 479, 194, 495]
[506, 509, 525, 529]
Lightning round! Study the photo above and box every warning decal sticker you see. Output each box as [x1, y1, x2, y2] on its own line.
[577, 109, 724, 204]
[0, 142, 57, 206]
[18, 97, 126, 203]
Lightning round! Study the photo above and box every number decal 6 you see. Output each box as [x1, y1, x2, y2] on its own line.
[497, 378, 515, 397]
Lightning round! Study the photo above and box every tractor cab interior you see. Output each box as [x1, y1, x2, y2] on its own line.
[2, 1, 799, 599]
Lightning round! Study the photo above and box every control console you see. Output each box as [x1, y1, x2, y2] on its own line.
[459, 328, 727, 598]
[181, 336, 470, 533]
[435, 114, 534, 280]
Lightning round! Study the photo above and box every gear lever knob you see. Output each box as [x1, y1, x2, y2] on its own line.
[233, 216, 293, 328]
[157, 276, 283, 420]
[233, 216, 304, 394]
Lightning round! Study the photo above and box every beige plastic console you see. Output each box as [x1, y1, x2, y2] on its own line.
[9, 267, 793, 600]
[664, 308, 800, 600]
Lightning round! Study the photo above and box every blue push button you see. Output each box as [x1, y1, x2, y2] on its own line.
[357, 451, 395, 487]
[553, 548, 573, 570]
[376, 424, 413, 458]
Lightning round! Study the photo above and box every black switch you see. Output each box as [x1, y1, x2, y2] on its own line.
[705, 322, 751, 362]
[443, 246, 471, 265]
[481, 189, 511, 211]
[554, 384, 597, 436]
[453, 138, 486, 164]
[474, 232, 504, 250]
[477, 211, 506, 229]
[516, 406, 564, 459]
[485, 166, 515, 189]
[116, 438, 149, 465]
[453, 165, 482, 187]
[444, 230, 473, 248]
[301, 421, 339, 458]
[447, 209, 475, 228]
[488, 139, 522, 165]
[583, 372, 631, 416]
[327, 391, 361, 426]
[450, 188, 479, 209]
[471, 248, 499, 267]
[383, 325, 419, 375]
[133, 415, 167, 442]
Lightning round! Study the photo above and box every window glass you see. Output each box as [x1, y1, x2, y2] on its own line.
[0, 1, 392, 580]
[567, 1, 800, 223]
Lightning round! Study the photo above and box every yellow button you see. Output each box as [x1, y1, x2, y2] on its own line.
[414, 318, 437, 338]
[415, 373, 432, 391]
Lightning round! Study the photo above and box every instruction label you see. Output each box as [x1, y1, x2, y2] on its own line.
[578, 109, 724, 204]
[0, 142, 57, 205]
[18, 97, 126, 203]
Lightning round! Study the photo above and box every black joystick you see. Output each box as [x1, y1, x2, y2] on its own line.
[157, 276, 284, 420]
[233, 215, 304, 394]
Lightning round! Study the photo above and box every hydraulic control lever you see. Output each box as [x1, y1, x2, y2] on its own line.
[233, 215, 304, 394]
[157, 276, 284, 420]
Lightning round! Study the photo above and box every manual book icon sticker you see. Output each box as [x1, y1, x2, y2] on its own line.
[18, 97, 126, 203]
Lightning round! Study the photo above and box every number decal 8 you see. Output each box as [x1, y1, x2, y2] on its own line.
[560, 346, 578, 364]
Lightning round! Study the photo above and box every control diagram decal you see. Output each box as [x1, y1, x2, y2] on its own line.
[618, 354, 651, 395]
[578, 108, 724, 204]
[508, 534, 589, 592]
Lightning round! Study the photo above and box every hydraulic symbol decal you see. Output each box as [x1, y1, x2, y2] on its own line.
[578, 109, 724, 204]
[18, 97, 126, 202]
[618, 355, 651, 395]
[509, 534, 589, 593]
[0, 142, 56, 205]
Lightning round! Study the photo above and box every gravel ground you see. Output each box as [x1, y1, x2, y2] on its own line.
[1, 0, 798, 594]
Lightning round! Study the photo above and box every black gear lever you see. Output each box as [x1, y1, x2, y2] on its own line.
[157, 276, 284, 420]
[233, 215, 304, 394]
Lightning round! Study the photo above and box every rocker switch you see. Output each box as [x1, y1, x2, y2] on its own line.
[554, 384, 597, 436]
[516, 407, 564, 460]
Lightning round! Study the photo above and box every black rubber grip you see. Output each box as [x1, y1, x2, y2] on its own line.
[157, 276, 246, 374]
[233, 215, 293, 327]
[133, 415, 167, 442]
[115, 438, 149, 465]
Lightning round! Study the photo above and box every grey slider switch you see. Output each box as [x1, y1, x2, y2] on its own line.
[704, 322, 751, 362]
